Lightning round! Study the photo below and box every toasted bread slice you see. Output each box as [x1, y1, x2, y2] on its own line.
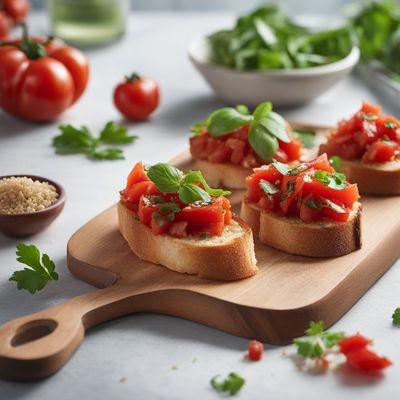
[240, 200, 362, 258]
[319, 144, 400, 195]
[118, 202, 258, 281]
[193, 159, 251, 189]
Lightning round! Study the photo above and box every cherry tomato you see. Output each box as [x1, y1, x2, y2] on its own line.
[339, 334, 372, 356]
[0, 11, 11, 40]
[0, 27, 89, 121]
[248, 340, 264, 361]
[3, 0, 29, 23]
[114, 72, 160, 121]
[346, 348, 392, 373]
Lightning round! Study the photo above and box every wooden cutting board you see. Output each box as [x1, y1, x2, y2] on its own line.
[1, 124, 400, 382]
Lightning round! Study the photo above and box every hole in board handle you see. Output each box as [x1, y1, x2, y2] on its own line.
[11, 319, 58, 347]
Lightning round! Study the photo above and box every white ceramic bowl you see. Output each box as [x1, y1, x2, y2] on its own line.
[189, 37, 360, 107]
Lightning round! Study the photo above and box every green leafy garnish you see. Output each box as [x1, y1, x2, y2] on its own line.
[207, 5, 354, 71]
[280, 180, 295, 202]
[271, 160, 308, 176]
[192, 101, 290, 162]
[360, 112, 379, 121]
[314, 170, 347, 190]
[292, 129, 316, 149]
[9, 243, 59, 294]
[293, 321, 346, 359]
[210, 372, 245, 396]
[53, 121, 137, 160]
[147, 164, 230, 205]
[259, 179, 279, 195]
[392, 308, 400, 326]
[385, 121, 397, 129]
[329, 155, 343, 172]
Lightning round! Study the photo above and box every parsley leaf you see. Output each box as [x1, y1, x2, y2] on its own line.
[53, 121, 137, 161]
[294, 321, 346, 359]
[272, 160, 308, 176]
[392, 308, 400, 326]
[259, 179, 279, 195]
[314, 170, 347, 190]
[210, 372, 245, 396]
[9, 243, 59, 294]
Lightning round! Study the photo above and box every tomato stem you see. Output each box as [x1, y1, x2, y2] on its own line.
[18, 22, 48, 60]
[125, 73, 141, 83]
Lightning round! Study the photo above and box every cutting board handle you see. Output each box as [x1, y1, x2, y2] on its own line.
[0, 282, 148, 381]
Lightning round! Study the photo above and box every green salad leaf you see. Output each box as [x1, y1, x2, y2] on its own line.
[210, 372, 245, 396]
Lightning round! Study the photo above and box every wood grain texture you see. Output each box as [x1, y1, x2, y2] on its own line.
[1, 124, 399, 382]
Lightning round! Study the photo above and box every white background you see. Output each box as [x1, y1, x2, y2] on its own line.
[0, 10, 400, 400]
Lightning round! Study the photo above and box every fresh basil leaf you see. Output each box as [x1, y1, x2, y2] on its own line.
[293, 129, 316, 149]
[314, 170, 347, 190]
[236, 104, 250, 115]
[159, 203, 181, 214]
[207, 107, 253, 137]
[329, 155, 342, 172]
[252, 101, 272, 121]
[272, 161, 308, 176]
[258, 111, 290, 143]
[148, 164, 183, 193]
[179, 184, 211, 204]
[248, 121, 279, 161]
[183, 170, 231, 198]
[259, 179, 279, 195]
[190, 120, 208, 135]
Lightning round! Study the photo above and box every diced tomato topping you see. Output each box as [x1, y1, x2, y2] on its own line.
[325, 102, 400, 163]
[245, 154, 359, 223]
[339, 334, 372, 356]
[248, 340, 264, 361]
[121, 162, 232, 237]
[190, 122, 301, 168]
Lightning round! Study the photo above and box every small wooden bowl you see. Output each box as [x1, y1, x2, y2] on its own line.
[0, 175, 66, 237]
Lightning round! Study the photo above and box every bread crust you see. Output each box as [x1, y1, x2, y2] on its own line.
[240, 200, 362, 258]
[319, 144, 400, 196]
[118, 202, 258, 281]
[193, 159, 251, 189]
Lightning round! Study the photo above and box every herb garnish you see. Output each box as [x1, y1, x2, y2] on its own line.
[210, 372, 245, 396]
[147, 164, 230, 204]
[293, 321, 346, 359]
[191, 101, 290, 162]
[272, 160, 308, 176]
[392, 308, 400, 326]
[53, 121, 137, 160]
[304, 198, 345, 214]
[385, 121, 397, 129]
[9, 243, 59, 294]
[360, 112, 379, 122]
[280, 180, 295, 202]
[329, 155, 342, 172]
[292, 128, 316, 149]
[314, 170, 347, 190]
[259, 179, 279, 195]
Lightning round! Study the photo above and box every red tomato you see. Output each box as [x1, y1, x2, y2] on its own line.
[137, 196, 156, 225]
[245, 166, 282, 203]
[322, 201, 349, 222]
[279, 138, 302, 162]
[248, 340, 264, 361]
[299, 194, 323, 222]
[169, 221, 188, 238]
[339, 334, 372, 356]
[361, 101, 381, 116]
[362, 141, 396, 163]
[3, 0, 29, 23]
[0, 11, 11, 40]
[126, 161, 149, 188]
[0, 30, 89, 121]
[123, 181, 157, 203]
[346, 348, 392, 373]
[150, 214, 172, 235]
[113, 73, 160, 121]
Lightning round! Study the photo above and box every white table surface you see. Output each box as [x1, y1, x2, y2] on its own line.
[1, 11, 400, 400]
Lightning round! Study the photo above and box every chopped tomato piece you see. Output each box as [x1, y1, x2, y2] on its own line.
[307, 153, 335, 173]
[339, 334, 372, 356]
[361, 101, 381, 116]
[150, 214, 173, 235]
[169, 221, 188, 238]
[346, 348, 392, 372]
[248, 340, 264, 361]
[123, 181, 158, 203]
[137, 196, 156, 225]
[126, 161, 149, 188]
[279, 138, 302, 162]
[299, 194, 323, 222]
[362, 141, 396, 163]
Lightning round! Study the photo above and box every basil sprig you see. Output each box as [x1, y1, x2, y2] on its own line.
[191, 101, 290, 162]
[147, 164, 231, 204]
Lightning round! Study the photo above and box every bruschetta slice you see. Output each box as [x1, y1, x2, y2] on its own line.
[118, 162, 257, 280]
[240, 154, 362, 257]
[320, 101, 400, 195]
[190, 102, 302, 189]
